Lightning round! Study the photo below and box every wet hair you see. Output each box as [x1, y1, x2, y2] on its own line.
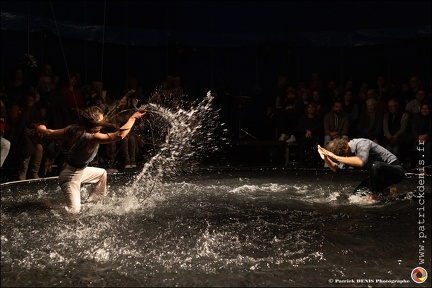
[326, 138, 349, 156]
[78, 106, 117, 131]
[66, 106, 118, 152]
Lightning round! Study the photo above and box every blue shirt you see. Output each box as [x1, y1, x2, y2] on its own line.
[337, 138, 398, 170]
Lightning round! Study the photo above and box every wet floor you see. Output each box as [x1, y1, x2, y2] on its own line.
[1, 168, 430, 287]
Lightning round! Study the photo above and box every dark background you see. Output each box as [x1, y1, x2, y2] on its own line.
[1, 0, 431, 139]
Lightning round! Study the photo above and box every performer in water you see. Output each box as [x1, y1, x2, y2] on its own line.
[317, 138, 405, 199]
[37, 106, 145, 214]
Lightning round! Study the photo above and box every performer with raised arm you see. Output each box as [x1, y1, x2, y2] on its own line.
[317, 138, 405, 199]
[37, 105, 145, 214]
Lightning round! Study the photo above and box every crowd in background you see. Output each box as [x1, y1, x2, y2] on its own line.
[0, 63, 187, 180]
[0, 63, 431, 181]
[267, 73, 431, 167]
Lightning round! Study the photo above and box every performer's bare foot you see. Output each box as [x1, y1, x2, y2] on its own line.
[87, 193, 106, 203]
[41, 199, 54, 209]
[41, 199, 66, 210]
[369, 187, 398, 201]
[388, 187, 398, 198]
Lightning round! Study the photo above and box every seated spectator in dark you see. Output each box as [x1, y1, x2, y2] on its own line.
[276, 86, 302, 143]
[4, 66, 29, 108]
[407, 75, 422, 102]
[105, 90, 121, 113]
[323, 100, 350, 148]
[38, 75, 75, 174]
[296, 103, 322, 165]
[374, 75, 394, 103]
[342, 90, 359, 137]
[298, 90, 311, 114]
[381, 98, 411, 163]
[356, 82, 369, 109]
[126, 74, 145, 103]
[364, 88, 387, 114]
[90, 95, 109, 114]
[109, 93, 140, 169]
[13, 89, 45, 180]
[308, 72, 323, 93]
[398, 83, 412, 108]
[310, 89, 329, 119]
[357, 98, 383, 143]
[405, 89, 426, 118]
[85, 80, 104, 107]
[60, 73, 84, 121]
[1, 98, 11, 167]
[323, 80, 338, 102]
[411, 103, 431, 166]
[4, 103, 21, 156]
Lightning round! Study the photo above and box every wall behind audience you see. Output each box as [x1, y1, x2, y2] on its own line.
[1, 30, 430, 94]
[1, 29, 430, 138]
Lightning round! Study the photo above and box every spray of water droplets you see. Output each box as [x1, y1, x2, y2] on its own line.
[124, 90, 226, 202]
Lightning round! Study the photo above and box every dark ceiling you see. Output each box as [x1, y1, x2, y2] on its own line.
[2, 0, 430, 48]
[1, 0, 430, 91]
[2, 0, 431, 33]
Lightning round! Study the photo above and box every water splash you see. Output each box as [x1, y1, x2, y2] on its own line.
[126, 91, 226, 202]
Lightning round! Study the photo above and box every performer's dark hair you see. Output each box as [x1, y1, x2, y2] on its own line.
[79, 106, 117, 130]
[326, 138, 349, 156]
[65, 106, 118, 152]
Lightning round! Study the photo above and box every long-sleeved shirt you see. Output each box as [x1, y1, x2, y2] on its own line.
[383, 111, 409, 139]
[323, 111, 349, 135]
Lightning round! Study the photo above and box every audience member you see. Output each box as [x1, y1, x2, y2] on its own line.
[323, 100, 350, 148]
[4, 66, 29, 108]
[407, 75, 422, 101]
[296, 103, 322, 165]
[356, 82, 369, 108]
[323, 80, 339, 102]
[85, 80, 105, 107]
[411, 103, 431, 166]
[405, 89, 426, 118]
[39, 75, 75, 129]
[126, 74, 145, 103]
[310, 89, 329, 118]
[104, 89, 121, 113]
[333, 86, 342, 103]
[172, 76, 185, 100]
[1, 98, 11, 167]
[41, 63, 60, 90]
[276, 86, 302, 143]
[374, 75, 394, 103]
[102, 89, 138, 170]
[341, 78, 354, 94]
[267, 75, 288, 138]
[38, 75, 75, 174]
[308, 72, 323, 93]
[114, 95, 140, 169]
[357, 98, 383, 143]
[60, 73, 85, 121]
[341, 90, 359, 137]
[4, 103, 21, 156]
[14, 88, 45, 179]
[381, 98, 411, 163]
[1, 58, 430, 176]
[296, 81, 309, 97]
[299, 90, 310, 112]
[90, 95, 109, 114]
[365, 88, 387, 114]
[398, 82, 412, 108]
